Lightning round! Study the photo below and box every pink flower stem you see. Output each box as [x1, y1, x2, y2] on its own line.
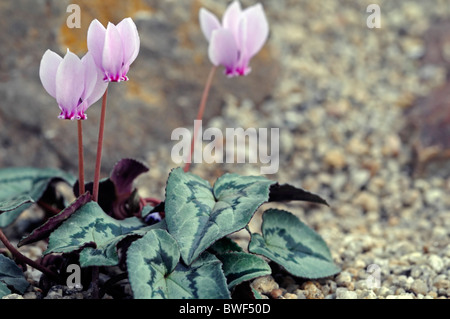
[0, 229, 59, 282]
[91, 88, 108, 299]
[77, 120, 85, 196]
[92, 87, 108, 203]
[183, 66, 217, 172]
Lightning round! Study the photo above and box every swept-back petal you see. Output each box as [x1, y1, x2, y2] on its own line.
[222, 0, 242, 42]
[55, 50, 85, 118]
[208, 29, 238, 72]
[240, 3, 269, 58]
[116, 17, 140, 67]
[39, 50, 62, 99]
[87, 19, 106, 69]
[199, 8, 221, 41]
[102, 22, 124, 81]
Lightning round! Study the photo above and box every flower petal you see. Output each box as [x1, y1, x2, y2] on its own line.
[208, 29, 238, 72]
[116, 17, 140, 67]
[222, 0, 242, 42]
[55, 50, 85, 118]
[240, 3, 269, 58]
[87, 19, 106, 70]
[80, 52, 97, 101]
[199, 8, 221, 41]
[102, 22, 124, 81]
[85, 69, 108, 109]
[39, 50, 62, 99]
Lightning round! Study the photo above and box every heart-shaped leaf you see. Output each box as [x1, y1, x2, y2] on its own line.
[0, 167, 76, 227]
[44, 201, 150, 266]
[164, 168, 327, 266]
[248, 209, 340, 279]
[0, 254, 29, 296]
[127, 229, 230, 299]
[164, 168, 274, 265]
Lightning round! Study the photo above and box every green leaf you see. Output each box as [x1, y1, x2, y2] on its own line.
[0, 281, 11, 298]
[0, 254, 29, 296]
[0, 195, 33, 212]
[0, 205, 32, 228]
[216, 252, 271, 289]
[248, 209, 340, 279]
[209, 238, 271, 288]
[0, 167, 76, 227]
[127, 229, 230, 299]
[165, 168, 274, 265]
[44, 201, 150, 266]
[209, 237, 243, 254]
[251, 286, 264, 299]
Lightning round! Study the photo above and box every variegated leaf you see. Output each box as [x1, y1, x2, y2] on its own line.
[248, 209, 340, 279]
[164, 168, 274, 265]
[18, 193, 91, 247]
[0, 167, 75, 227]
[44, 201, 150, 267]
[127, 229, 230, 299]
[208, 237, 243, 254]
[216, 252, 271, 289]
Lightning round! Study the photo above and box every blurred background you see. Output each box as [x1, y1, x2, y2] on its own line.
[1, 0, 450, 298]
[0, 0, 449, 183]
[0, 0, 279, 180]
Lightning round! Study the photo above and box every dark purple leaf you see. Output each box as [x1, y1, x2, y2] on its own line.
[73, 179, 116, 214]
[74, 159, 151, 220]
[18, 193, 91, 247]
[109, 158, 149, 196]
[269, 183, 328, 206]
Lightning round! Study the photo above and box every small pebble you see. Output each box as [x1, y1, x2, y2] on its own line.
[2, 294, 24, 299]
[385, 294, 414, 299]
[428, 255, 444, 273]
[336, 288, 357, 299]
[335, 271, 352, 287]
[251, 276, 279, 294]
[283, 293, 298, 299]
[324, 149, 346, 170]
[302, 281, 324, 299]
[270, 289, 283, 299]
[411, 279, 428, 295]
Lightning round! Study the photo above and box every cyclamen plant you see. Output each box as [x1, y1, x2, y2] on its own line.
[0, 2, 340, 299]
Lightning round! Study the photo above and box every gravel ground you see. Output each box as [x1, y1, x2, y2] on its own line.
[3, 0, 450, 299]
[140, 0, 450, 300]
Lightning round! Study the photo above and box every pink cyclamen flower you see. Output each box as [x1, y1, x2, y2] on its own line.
[39, 49, 108, 120]
[199, 1, 269, 77]
[87, 17, 140, 82]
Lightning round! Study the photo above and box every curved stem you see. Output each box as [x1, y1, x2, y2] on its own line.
[77, 120, 85, 195]
[0, 229, 59, 281]
[91, 88, 109, 299]
[37, 200, 61, 216]
[183, 66, 217, 172]
[92, 88, 108, 202]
